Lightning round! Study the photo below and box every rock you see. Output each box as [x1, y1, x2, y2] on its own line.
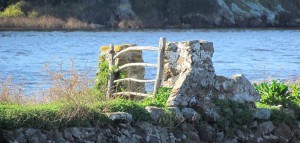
[250, 121, 258, 128]
[230, 74, 261, 103]
[254, 108, 272, 120]
[168, 107, 185, 123]
[25, 128, 38, 138]
[195, 104, 220, 122]
[181, 108, 201, 122]
[63, 128, 74, 141]
[145, 106, 165, 121]
[0, 129, 6, 143]
[274, 122, 292, 141]
[216, 132, 224, 143]
[197, 124, 215, 142]
[106, 112, 133, 123]
[28, 134, 40, 143]
[36, 130, 47, 143]
[53, 129, 66, 143]
[235, 129, 245, 139]
[260, 121, 275, 135]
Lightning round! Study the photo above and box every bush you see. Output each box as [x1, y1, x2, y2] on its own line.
[0, 1, 25, 17]
[254, 80, 291, 107]
[254, 81, 300, 121]
[214, 99, 253, 132]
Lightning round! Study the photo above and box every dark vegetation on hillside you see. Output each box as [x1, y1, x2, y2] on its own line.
[1, 0, 300, 29]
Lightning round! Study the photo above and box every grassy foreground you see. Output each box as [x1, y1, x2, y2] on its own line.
[1, 61, 300, 130]
[0, 63, 172, 130]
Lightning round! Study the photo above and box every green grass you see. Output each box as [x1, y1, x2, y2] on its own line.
[0, 86, 172, 130]
[0, 102, 109, 130]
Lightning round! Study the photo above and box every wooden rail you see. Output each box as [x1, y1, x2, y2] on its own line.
[115, 63, 158, 72]
[106, 37, 166, 99]
[113, 46, 158, 59]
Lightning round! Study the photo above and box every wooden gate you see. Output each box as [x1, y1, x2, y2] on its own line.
[106, 37, 166, 99]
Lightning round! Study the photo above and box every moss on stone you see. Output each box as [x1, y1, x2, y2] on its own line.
[100, 44, 135, 52]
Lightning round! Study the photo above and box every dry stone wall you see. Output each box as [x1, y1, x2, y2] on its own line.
[2, 40, 300, 143]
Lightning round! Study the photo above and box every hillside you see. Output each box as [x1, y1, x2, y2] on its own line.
[1, 0, 300, 29]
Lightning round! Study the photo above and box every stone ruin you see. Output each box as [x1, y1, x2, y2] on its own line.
[2, 40, 300, 143]
[163, 40, 260, 121]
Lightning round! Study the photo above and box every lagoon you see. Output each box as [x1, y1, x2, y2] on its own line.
[0, 29, 300, 92]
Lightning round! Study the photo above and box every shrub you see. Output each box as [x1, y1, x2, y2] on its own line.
[0, 1, 25, 17]
[254, 80, 291, 107]
[214, 99, 253, 133]
[254, 81, 300, 120]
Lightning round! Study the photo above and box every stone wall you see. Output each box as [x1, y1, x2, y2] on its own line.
[2, 40, 300, 143]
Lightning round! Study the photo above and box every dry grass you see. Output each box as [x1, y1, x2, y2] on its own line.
[0, 76, 24, 104]
[0, 61, 104, 106]
[0, 16, 96, 29]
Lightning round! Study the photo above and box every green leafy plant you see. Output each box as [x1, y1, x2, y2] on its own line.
[254, 80, 290, 107]
[141, 87, 172, 107]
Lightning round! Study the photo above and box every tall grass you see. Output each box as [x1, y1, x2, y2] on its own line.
[0, 16, 97, 29]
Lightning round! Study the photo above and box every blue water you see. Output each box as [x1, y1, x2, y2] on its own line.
[0, 29, 300, 92]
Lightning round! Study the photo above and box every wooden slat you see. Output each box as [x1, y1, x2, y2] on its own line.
[153, 37, 166, 96]
[113, 46, 158, 59]
[106, 44, 115, 99]
[113, 92, 153, 97]
[115, 63, 158, 72]
[114, 78, 156, 83]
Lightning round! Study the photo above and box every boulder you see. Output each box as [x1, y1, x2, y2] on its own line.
[260, 121, 275, 135]
[254, 108, 272, 120]
[106, 112, 133, 123]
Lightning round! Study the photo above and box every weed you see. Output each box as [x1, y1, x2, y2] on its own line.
[254, 80, 290, 107]
[214, 99, 253, 134]
[256, 102, 295, 124]
[0, 76, 24, 104]
[157, 108, 177, 131]
[141, 87, 172, 107]
[103, 98, 151, 122]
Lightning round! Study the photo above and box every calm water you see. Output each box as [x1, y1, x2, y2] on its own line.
[0, 29, 300, 92]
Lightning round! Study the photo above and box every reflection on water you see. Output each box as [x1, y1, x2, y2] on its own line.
[0, 29, 300, 92]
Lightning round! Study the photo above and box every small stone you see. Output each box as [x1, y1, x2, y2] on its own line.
[145, 106, 165, 121]
[106, 112, 133, 123]
[260, 121, 275, 135]
[235, 130, 244, 139]
[181, 108, 201, 122]
[25, 128, 38, 138]
[195, 104, 220, 122]
[254, 108, 272, 120]
[168, 107, 185, 123]
[274, 122, 292, 141]
[250, 121, 258, 128]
